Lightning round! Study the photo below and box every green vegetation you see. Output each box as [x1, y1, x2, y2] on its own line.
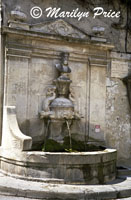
[42, 139, 64, 152]
[42, 136, 105, 152]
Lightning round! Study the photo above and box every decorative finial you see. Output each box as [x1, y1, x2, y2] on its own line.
[10, 6, 27, 22]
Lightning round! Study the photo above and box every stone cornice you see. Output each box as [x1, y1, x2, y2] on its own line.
[2, 26, 114, 51]
[3, 25, 113, 66]
[6, 44, 108, 66]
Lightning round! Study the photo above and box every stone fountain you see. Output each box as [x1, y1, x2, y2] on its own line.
[0, 18, 117, 185]
[40, 52, 79, 145]
[0, 51, 117, 185]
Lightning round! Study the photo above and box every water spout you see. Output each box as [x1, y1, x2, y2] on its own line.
[65, 119, 72, 150]
[43, 119, 51, 151]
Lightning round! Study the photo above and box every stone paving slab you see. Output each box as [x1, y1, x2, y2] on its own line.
[0, 173, 131, 200]
[0, 195, 39, 200]
[0, 195, 131, 200]
[117, 198, 131, 200]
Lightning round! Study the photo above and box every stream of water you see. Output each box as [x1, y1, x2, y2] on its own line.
[43, 119, 51, 150]
[65, 120, 72, 150]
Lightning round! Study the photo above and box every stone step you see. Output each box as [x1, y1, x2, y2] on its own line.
[116, 198, 131, 200]
[0, 195, 39, 200]
[0, 173, 131, 200]
[117, 166, 131, 176]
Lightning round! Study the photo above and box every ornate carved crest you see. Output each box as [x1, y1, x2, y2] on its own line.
[30, 19, 88, 39]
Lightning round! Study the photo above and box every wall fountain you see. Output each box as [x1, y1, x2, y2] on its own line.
[0, 51, 117, 185]
[40, 52, 80, 147]
[0, 18, 117, 185]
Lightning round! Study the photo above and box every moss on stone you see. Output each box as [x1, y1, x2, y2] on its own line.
[42, 137, 105, 152]
[63, 136, 86, 151]
[42, 139, 64, 152]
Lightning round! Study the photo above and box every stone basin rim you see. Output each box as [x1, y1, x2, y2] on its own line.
[27, 148, 116, 155]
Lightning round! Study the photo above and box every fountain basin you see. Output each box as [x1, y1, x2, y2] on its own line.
[0, 148, 117, 184]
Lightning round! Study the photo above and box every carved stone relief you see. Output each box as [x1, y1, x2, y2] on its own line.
[30, 19, 88, 39]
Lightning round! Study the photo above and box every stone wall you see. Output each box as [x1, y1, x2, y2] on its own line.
[2, 28, 110, 147]
[1, 0, 131, 53]
[106, 52, 131, 165]
[106, 78, 131, 162]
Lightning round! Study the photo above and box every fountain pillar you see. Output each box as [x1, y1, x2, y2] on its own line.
[40, 52, 79, 143]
